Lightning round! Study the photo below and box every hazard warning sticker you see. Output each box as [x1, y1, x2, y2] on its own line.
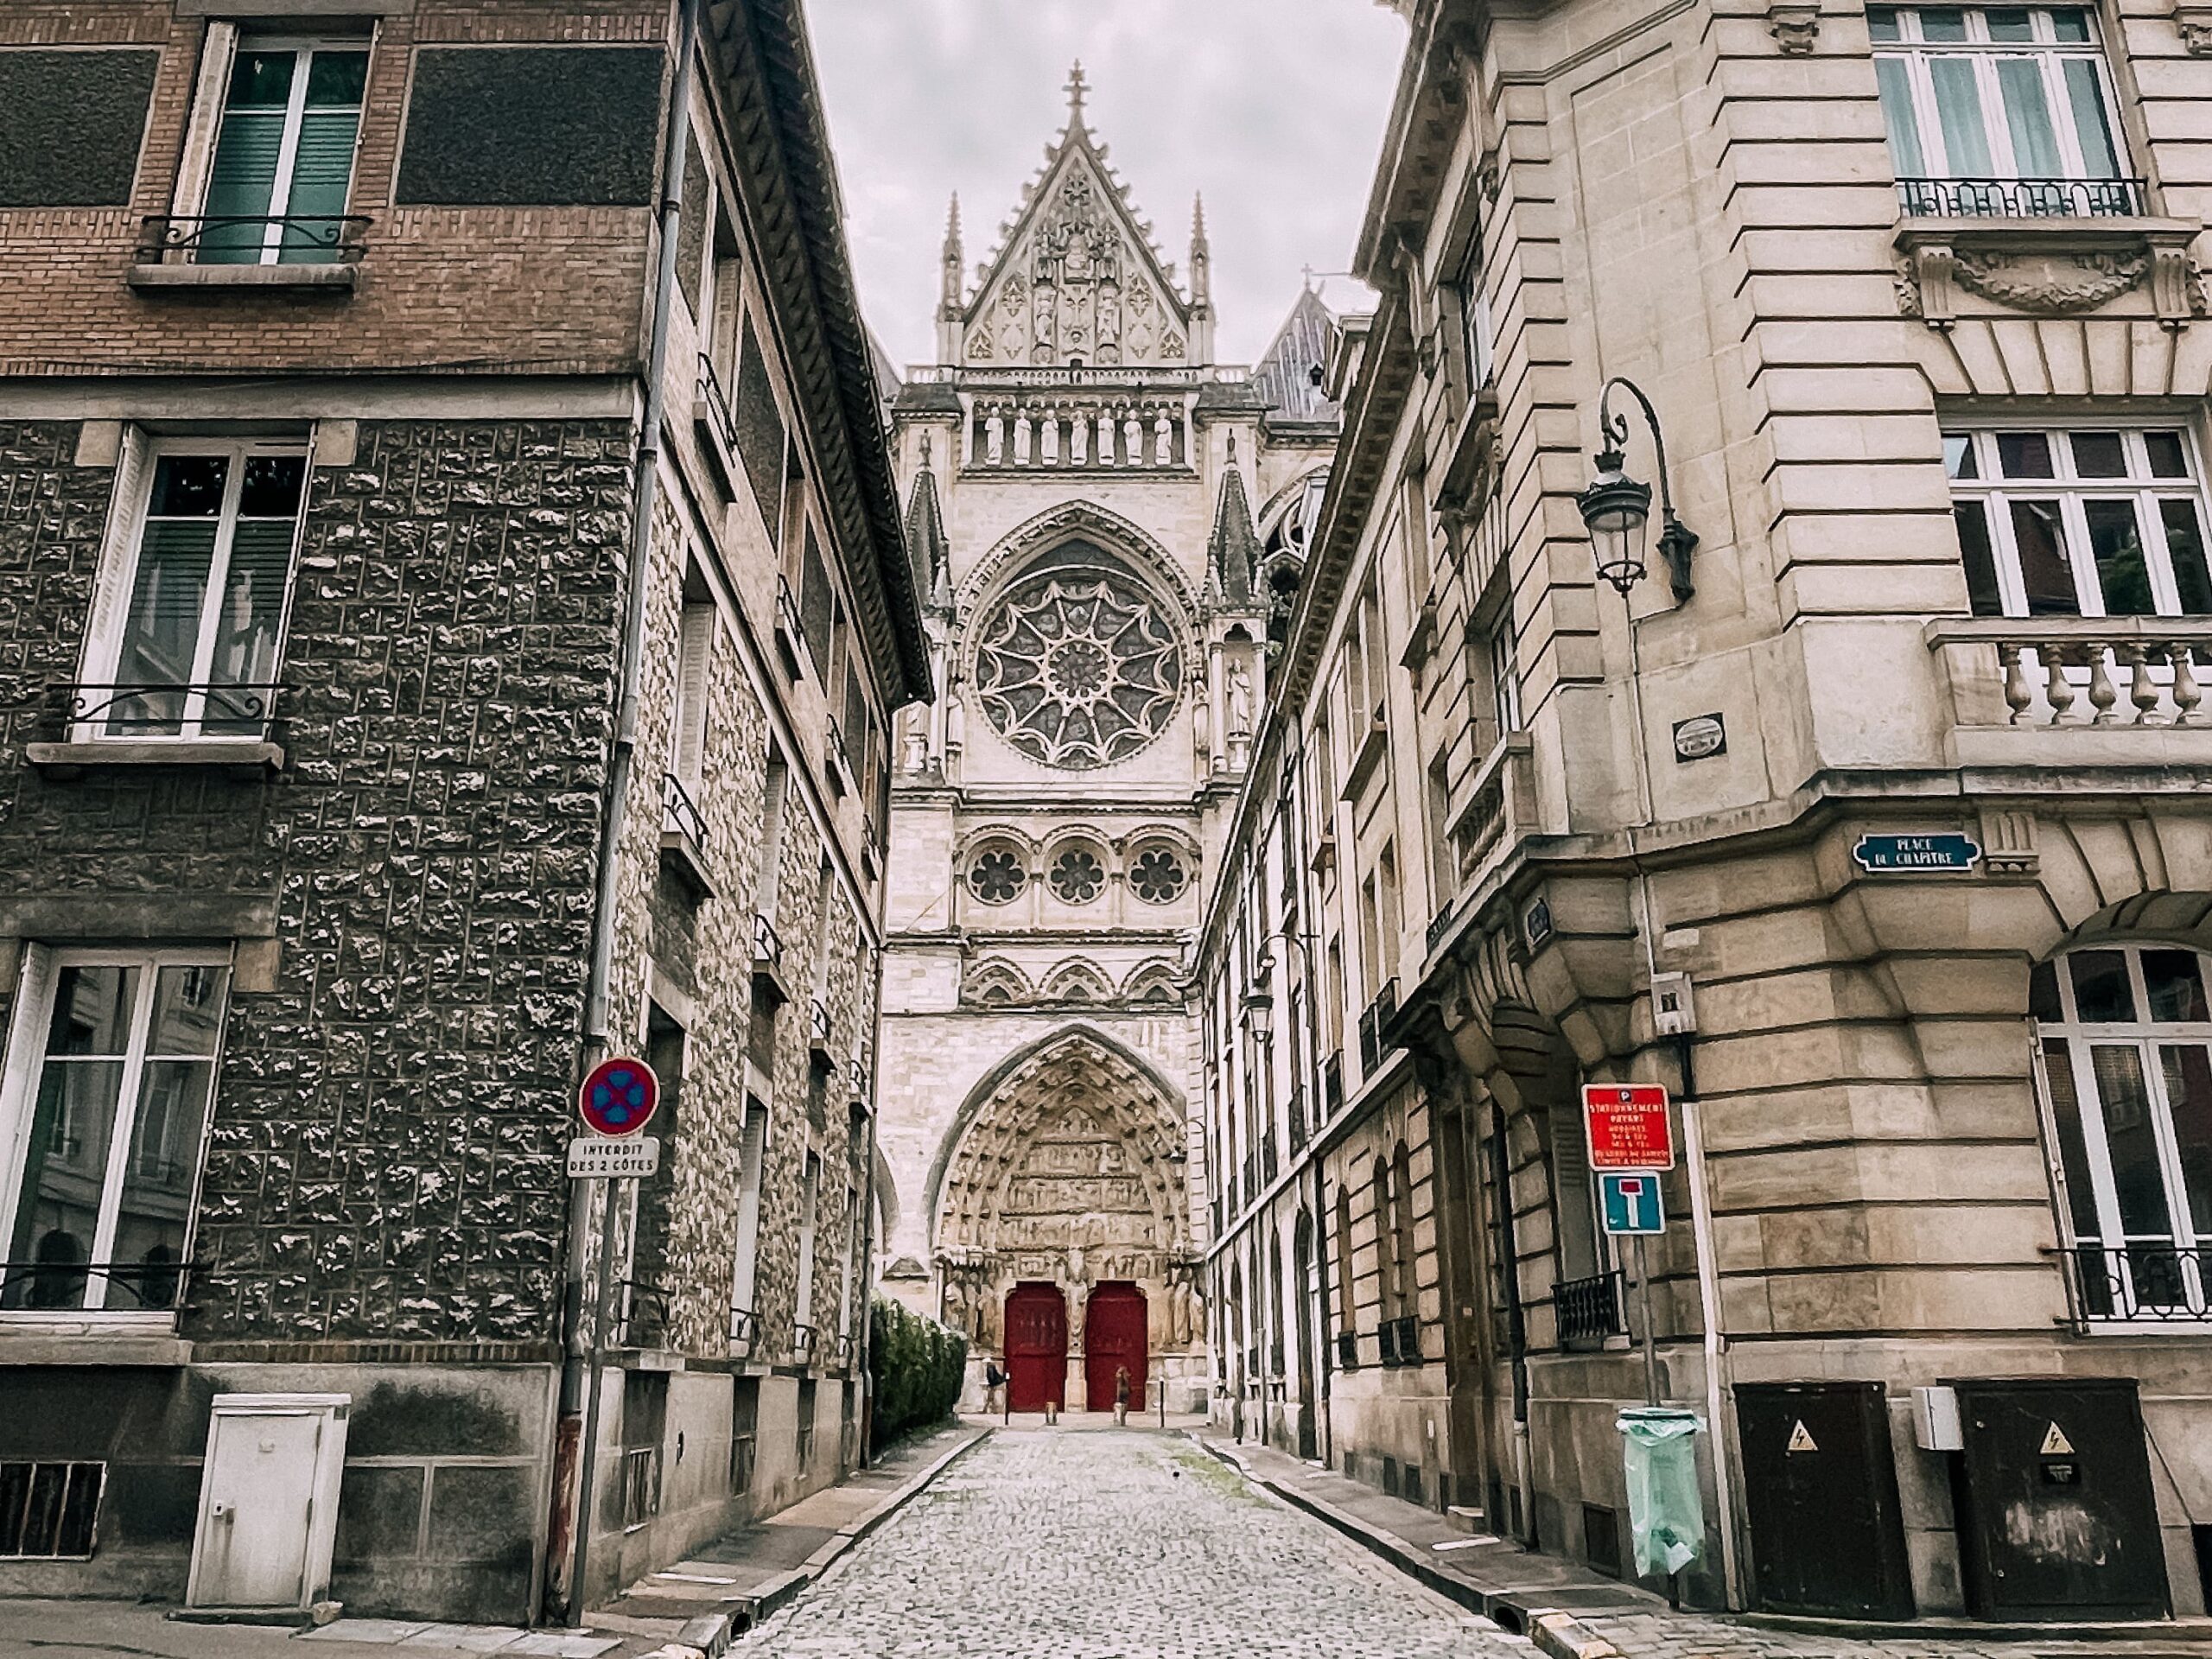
[1786, 1420, 1818, 1453]
[2040, 1421, 2075, 1457]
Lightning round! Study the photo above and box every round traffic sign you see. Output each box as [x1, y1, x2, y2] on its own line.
[580, 1057, 658, 1137]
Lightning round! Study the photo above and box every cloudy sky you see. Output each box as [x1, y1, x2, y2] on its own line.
[806, 0, 1408, 370]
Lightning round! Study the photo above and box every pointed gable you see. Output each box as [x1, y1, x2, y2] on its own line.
[954, 67, 1195, 369]
[902, 441, 950, 606]
[1209, 443, 1262, 606]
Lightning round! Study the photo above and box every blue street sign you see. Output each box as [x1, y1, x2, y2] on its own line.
[1600, 1172, 1665, 1236]
[1852, 832, 1981, 874]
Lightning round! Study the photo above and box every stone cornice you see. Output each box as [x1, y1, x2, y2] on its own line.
[703, 0, 932, 706]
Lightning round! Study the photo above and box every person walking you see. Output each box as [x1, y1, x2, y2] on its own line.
[983, 1359, 1006, 1416]
[1114, 1363, 1131, 1427]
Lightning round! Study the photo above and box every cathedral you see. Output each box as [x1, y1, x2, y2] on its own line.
[873, 67, 1338, 1412]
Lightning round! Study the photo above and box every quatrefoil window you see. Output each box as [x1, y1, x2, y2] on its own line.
[971, 541, 1183, 771]
[969, 847, 1026, 905]
[1049, 848, 1105, 905]
[1129, 845, 1188, 905]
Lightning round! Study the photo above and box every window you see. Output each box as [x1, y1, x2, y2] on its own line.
[0, 1463, 104, 1559]
[667, 594, 714, 850]
[728, 1097, 767, 1341]
[200, 35, 369, 264]
[968, 845, 1026, 906]
[757, 748, 789, 922]
[90, 443, 306, 741]
[0, 952, 229, 1315]
[1128, 844, 1187, 905]
[2033, 945, 2212, 1320]
[1049, 847, 1105, 905]
[1488, 610, 1522, 741]
[794, 1150, 821, 1340]
[1947, 429, 2212, 617]
[1870, 6, 2132, 216]
[1451, 233, 1493, 400]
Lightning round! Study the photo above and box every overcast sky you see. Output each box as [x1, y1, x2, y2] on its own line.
[807, 0, 1408, 371]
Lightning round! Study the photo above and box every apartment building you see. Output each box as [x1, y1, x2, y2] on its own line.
[0, 0, 925, 1624]
[1202, 0, 2212, 1624]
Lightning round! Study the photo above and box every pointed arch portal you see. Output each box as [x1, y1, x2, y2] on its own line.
[932, 1027, 1200, 1406]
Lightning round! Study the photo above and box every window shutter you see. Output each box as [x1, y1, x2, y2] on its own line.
[171, 22, 239, 219]
[79, 426, 153, 712]
[0, 944, 59, 1260]
[673, 605, 713, 785]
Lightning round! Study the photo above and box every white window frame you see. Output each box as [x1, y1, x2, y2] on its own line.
[1945, 424, 2212, 619]
[2032, 943, 2212, 1328]
[1872, 5, 2127, 190]
[199, 32, 371, 265]
[81, 437, 310, 744]
[0, 946, 232, 1327]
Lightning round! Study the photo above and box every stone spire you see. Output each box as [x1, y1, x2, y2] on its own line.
[1065, 60, 1090, 131]
[905, 433, 952, 613]
[1208, 432, 1260, 607]
[1189, 194, 1216, 364]
[936, 194, 963, 363]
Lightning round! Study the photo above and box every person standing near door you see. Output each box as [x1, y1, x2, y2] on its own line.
[1114, 1364, 1130, 1427]
[983, 1360, 1006, 1416]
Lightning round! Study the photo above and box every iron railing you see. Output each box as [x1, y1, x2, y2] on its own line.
[696, 353, 737, 449]
[0, 1256, 191, 1313]
[1323, 1053, 1344, 1115]
[137, 213, 372, 264]
[753, 912, 783, 970]
[728, 1304, 758, 1349]
[1554, 1269, 1628, 1344]
[662, 771, 708, 853]
[792, 1321, 817, 1360]
[619, 1444, 661, 1529]
[1357, 980, 1399, 1073]
[1261, 1128, 1278, 1186]
[1897, 175, 2146, 219]
[612, 1278, 675, 1350]
[774, 577, 806, 674]
[50, 680, 282, 742]
[809, 998, 832, 1050]
[2055, 1243, 2211, 1325]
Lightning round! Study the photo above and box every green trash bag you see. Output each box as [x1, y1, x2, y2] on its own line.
[1616, 1407, 1705, 1579]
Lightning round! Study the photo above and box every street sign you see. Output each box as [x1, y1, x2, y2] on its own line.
[1599, 1171, 1665, 1235]
[1852, 832, 1981, 874]
[568, 1135, 661, 1179]
[579, 1057, 658, 1137]
[1583, 1084, 1675, 1171]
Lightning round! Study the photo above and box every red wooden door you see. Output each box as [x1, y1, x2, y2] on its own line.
[1004, 1282, 1067, 1413]
[1084, 1282, 1147, 1413]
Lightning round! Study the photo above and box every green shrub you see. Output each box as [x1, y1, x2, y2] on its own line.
[868, 1294, 966, 1452]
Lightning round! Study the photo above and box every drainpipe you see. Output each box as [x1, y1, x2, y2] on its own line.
[551, 0, 699, 1623]
[1489, 1097, 1533, 1543]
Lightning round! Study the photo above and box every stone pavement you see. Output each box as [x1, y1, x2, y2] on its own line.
[0, 1601, 628, 1659]
[734, 1424, 1525, 1657]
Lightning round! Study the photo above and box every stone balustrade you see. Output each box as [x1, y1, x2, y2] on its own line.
[965, 399, 1193, 470]
[1925, 616, 2211, 728]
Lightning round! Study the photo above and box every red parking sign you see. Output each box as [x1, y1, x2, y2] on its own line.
[1584, 1084, 1675, 1170]
[580, 1057, 659, 1138]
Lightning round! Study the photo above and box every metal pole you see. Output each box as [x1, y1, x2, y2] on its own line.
[568, 1180, 623, 1627]
[1635, 1233, 1660, 1408]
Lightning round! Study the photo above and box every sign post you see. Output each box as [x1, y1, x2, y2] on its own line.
[1587, 1089, 1673, 1408]
[567, 1058, 659, 1630]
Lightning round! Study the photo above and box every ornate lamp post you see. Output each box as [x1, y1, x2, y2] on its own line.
[1576, 377, 1700, 603]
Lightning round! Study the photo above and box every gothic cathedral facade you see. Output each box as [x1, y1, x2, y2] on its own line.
[874, 71, 1338, 1412]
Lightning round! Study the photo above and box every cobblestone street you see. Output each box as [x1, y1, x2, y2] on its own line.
[736, 1428, 1522, 1658]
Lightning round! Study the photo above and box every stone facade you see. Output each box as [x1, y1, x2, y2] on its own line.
[874, 77, 1338, 1416]
[1203, 0, 2212, 1627]
[0, 0, 924, 1627]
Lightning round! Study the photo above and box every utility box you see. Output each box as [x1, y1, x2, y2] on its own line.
[1910, 1384, 1962, 1452]
[1949, 1377, 2168, 1621]
[1738, 1381, 1915, 1620]
[187, 1394, 350, 1611]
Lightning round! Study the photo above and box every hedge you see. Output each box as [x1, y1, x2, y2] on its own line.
[868, 1294, 966, 1451]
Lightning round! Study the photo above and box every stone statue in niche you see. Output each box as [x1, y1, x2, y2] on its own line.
[1154, 410, 1173, 467]
[1096, 282, 1122, 365]
[1096, 411, 1115, 465]
[1040, 410, 1059, 465]
[1070, 411, 1089, 465]
[984, 409, 1004, 466]
[1192, 679, 1211, 766]
[1013, 413, 1032, 466]
[1227, 661, 1254, 737]
[1123, 410, 1143, 465]
[902, 716, 928, 773]
[1032, 276, 1058, 364]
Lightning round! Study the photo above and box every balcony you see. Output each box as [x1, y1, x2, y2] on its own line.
[1334, 1329, 1359, 1370]
[1322, 1053, 1344, 1116]
[1260, 1128, 1278, 1186]
[692, 354, 740, 500]
[1287, 1086, 1308, 1153]
[1554, 1269, 1628, 1346]
[658, 772, 714, 897]
[825, 717, 852, 798]
[1897, 176, 2145, 219]
[1357, 980, 1399, 1075]
[130, 214, 370, 291]
[792, 1322, 817, 1363]
[1926, 618, 2212, 771]
[29, 680, 285, 772]
[773, 577, 806, 679]
[2054, 1243, 2211, 1329]
[612, 1278, 675, 1351]
[1446, 733, 1537, 897]
[752, 912, 791, 1006]
[727, 1304, 758, 1356]
[809, 997, 833, 1058]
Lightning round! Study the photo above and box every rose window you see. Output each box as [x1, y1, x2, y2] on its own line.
[1129, 845, 1188, 905]
[972, 550, 1183, 770]
[1049, 848, 1105, 904]
[969, 848, 1026, 905]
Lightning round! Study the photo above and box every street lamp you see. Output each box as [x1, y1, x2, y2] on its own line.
[1576, 377, 1699, 604]
[1243, 950, 1276, 1041]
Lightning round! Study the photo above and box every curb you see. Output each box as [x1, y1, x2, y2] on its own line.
[667, 1425, 991, 1656]
[1192, 1433, 1621, 1659]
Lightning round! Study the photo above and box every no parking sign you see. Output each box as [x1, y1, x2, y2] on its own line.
[579, 1057, 658, 1137]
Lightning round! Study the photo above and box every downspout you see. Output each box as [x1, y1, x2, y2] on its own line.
[1488, 1097, 1533, 1543]
[550, 0, 700, 1622]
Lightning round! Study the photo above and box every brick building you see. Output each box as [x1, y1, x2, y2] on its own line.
[0, 0, 925, 1626]
[1203, 0, 2212, 1627]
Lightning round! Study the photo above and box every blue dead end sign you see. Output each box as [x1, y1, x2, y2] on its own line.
[580, 1056, 658, 1138]
[1600, 1171, 1665, 1236]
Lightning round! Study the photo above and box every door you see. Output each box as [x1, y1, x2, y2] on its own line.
[1737, 1382, 1915, 1619]
[1952, 1377, 2169, 1619]
[1084, 1282, 1147, 1413]
[1294, 1216, 1319, 1459]
[194, 1411, 322, 1606]
[1004, 1281, 1067, 1413]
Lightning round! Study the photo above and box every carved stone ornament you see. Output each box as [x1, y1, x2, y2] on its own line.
[1768, 0, 1820, 52]
[1977, 807, 2040, 877]
[2178, 3, 2212, 54]
[1894, 219, 2206, 330]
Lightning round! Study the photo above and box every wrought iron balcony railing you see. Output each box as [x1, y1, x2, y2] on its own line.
[753, 912, 783, 969]
[137, 213, 372, 265]
[792, 1321, 817, 1360]
[611, 1277, 675, 1349]
[1897, 175, 2146, 219]
[2055, 1243, 2211, 1327]
[662, 771, 708, 853]
[1357, 980, 1399, 1074]
[0, 1256, 192, 1313]
[1554, 1268, 1629, 1344]
[809, 997, 832, 1050]
[50, 680, 282, 743]
[728, 1304, 758, 1349]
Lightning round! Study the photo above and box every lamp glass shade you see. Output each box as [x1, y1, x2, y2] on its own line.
[1242, 988, 1274, 1039]
[1577, 466, 1653, 594]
